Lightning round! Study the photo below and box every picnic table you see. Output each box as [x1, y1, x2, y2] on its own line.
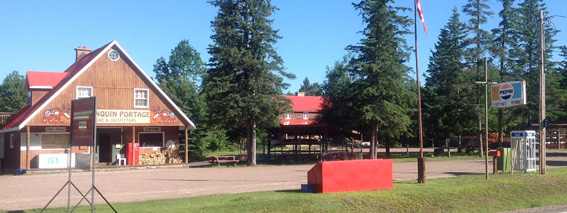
[209, 155, 239, 167]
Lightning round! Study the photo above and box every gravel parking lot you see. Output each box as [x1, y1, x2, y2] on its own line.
[1, 149, 566, 211]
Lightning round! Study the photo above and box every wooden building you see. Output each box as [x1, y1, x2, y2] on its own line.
[0, 41, 195, 172]
[270, 92, 356, 163]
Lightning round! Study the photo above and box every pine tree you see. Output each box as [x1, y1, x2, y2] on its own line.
[298, 77, 322, 96]
[320, 54, 355, 131]
[512, 0, 558, 127]
[0, 71, 26, 112]
[423, 7, 474, 149]
[490, 0, 519, 146]
[205, 0, 295, 166]
[346, 0, 413, 159]
[462, 0, 494, 157]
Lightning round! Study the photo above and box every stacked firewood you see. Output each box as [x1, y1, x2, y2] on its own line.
[139, 145, 183, 165]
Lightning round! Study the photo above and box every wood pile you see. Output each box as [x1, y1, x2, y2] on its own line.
[139, 145, 183, 165]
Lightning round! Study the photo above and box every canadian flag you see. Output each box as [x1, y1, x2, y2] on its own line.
[416, 0, 427, 34]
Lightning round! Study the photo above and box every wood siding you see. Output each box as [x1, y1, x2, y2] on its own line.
[27, 46, 184, 127]
[30, 90, 49, 106]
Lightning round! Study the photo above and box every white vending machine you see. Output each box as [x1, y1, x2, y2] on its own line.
[510, 130, 536, 173]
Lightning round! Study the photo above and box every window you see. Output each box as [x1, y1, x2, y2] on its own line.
[134, 89, 149, 108]
[20, 133, 41, 150]
[303, 112, 309, 120]
[108, 49, 120, 61]
[27, 91, 31, 104]
[139, 132, 164, 147]
[20, 132, 68, 150]
[41, 134, 69, 149]
[76, 86, 92, 99]
[285, 113, 291, 119]
[10, 134, 14, 148]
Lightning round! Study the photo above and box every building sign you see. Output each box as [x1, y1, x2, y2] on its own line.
[491, 81, 526, 108]
[144, 127, 161, 132]
[46, 127, 66, 132]
[39, 153, 75, 169]
[96, 110, 150, 124]
[70, 97, 96, 146]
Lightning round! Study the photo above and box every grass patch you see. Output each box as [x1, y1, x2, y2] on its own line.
[34, 167, 567, 213]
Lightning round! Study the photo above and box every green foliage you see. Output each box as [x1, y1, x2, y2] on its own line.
[345, 0, 413, 157]
[423, 8, 476, 143]
[320, 54, 356, 131]
[153, 40, 208, 161]
[205, 0, 295, 166]
[0, 71, 26, 112]
[298, 77, 322, 96]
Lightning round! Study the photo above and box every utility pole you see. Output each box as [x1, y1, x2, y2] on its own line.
[538, 9, 546, 175]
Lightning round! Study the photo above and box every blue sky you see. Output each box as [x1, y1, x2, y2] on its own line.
[1, 1, 566, 94]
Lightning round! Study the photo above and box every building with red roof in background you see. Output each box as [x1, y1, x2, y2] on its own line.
[270, 92, 357, 163]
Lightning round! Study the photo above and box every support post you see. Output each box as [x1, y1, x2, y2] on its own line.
[185, 127, 189, 163]
[484, 59, 489, 180]
[26, 126, 30, 170]
[132, 126, 135, 166]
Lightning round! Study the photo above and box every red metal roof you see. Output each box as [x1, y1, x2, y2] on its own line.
[26, 71, 68, 88]
[280, 119, 317, 126]
[0, 42, 109, 131]
[284, 95, 323, 112]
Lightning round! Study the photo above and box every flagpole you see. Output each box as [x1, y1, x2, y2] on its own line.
[415, 0, 426, 184]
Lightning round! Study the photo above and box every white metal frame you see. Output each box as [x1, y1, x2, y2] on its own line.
[510, 130, 536, 173]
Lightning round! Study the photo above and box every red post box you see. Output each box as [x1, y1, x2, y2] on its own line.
[126, 143, 140, 165]
[489, 150, 500, 174]
[489, 150, 501, 157]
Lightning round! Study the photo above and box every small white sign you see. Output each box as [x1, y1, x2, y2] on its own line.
[46, 127, 66, 132]
[38, 154, 75, 168]
[144, 127, 161, 132]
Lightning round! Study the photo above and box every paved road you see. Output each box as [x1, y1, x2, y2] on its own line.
[1, 150, 566, 211]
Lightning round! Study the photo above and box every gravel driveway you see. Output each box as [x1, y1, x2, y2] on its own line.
[1, 149, 565, 211]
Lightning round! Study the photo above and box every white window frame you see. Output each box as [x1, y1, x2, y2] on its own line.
[10, 134, 14, 149]
[138, 132, 165, 148]
[134, 88, 149, 108]
[285, 113, 291, 119]
[303, 112, 309, 120]
[76, 86, 93, 99]
[20, 132, 69, 150]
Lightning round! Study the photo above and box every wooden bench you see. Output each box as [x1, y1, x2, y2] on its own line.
[209, 155, 239, 167]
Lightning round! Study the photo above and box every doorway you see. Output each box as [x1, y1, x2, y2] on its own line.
[96, 128, 122, 164]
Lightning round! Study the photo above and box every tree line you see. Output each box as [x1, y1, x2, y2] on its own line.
[2, 0, 566, 164]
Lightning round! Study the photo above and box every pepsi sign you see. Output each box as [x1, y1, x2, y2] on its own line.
[491, 81, 526, 108]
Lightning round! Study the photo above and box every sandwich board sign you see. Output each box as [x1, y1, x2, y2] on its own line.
[70, 97, 97, 146]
